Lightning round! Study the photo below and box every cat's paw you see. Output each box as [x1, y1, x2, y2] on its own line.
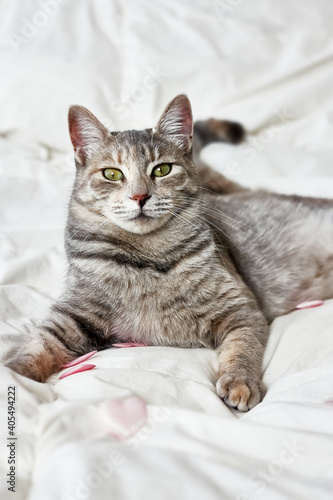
[6, 354, 52, 382]
[216, 372, 265, 412]
[6, 358, 43, 382]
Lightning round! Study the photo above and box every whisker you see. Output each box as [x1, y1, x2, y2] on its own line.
[172, 204, 250, 239]
[170, 197, 250, 237]
[171, 202, 245, 255]
[166, 209, 228, 270]
[171, 194, 250, 229]
[68, 210, 108, 241]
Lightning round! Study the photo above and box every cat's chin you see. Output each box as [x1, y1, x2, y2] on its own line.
[113, 216, 167, 235]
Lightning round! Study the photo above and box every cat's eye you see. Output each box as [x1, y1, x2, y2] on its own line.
[103, 168, 124, 181]
[152, 164, 172, 178]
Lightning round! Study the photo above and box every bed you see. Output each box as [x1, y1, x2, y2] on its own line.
[1, 0, 333, 498]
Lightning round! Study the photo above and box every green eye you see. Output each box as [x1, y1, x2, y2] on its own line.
[103, 168, 123, 181]
[152, 164, 172, 178]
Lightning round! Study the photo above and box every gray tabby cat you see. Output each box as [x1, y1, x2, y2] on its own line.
[6, 95, 333, 412]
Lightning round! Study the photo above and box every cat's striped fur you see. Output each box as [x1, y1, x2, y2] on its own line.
[8, 94, 333, 411]
[7, 94, 333, 411]
[6, 95, 268, 410]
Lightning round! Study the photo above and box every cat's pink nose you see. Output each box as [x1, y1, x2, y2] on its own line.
[131, 193, 150, 208]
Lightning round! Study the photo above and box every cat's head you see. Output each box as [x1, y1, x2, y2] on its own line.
[68, 94, 199, 235]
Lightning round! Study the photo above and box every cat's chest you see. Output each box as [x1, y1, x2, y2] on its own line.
[92, 250, 225, 347]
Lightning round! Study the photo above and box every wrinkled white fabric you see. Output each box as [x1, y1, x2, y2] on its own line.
[0, 0, 333, 499]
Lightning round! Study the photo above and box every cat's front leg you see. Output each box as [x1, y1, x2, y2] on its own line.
[5, 326, 77, 382]
[214, 307, 268, 412]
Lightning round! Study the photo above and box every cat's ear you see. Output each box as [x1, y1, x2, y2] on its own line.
[68, 105, 109, 165]
[155, 94, 193, 152]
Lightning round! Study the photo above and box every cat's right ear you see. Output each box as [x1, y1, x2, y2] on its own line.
[68, 106, 109, 165]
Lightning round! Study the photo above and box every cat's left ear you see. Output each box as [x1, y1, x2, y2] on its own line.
[155, 94, 193, 152]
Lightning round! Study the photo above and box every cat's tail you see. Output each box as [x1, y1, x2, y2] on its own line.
[193, 118, 247, 195]
[193, 118, 245, 152]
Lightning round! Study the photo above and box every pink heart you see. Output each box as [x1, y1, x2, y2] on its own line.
[99, 396, 147, 440]
[63, 350, 97, 368]
[295, 300, 324, 310]
[59, 363, 96, 380]
[324, 400, 333, 407]
[112, 343, 147, 348]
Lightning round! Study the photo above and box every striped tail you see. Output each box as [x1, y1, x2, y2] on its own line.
[193, 118, 247, 195]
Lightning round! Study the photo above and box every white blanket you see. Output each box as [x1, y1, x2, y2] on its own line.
[1, 0, 333, 498]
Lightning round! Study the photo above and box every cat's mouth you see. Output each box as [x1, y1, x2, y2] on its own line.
[131, 213, 152, 221]
[114, 209, 166, 235]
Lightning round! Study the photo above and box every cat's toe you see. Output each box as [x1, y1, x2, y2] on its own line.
[216, 372, 265, 411]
